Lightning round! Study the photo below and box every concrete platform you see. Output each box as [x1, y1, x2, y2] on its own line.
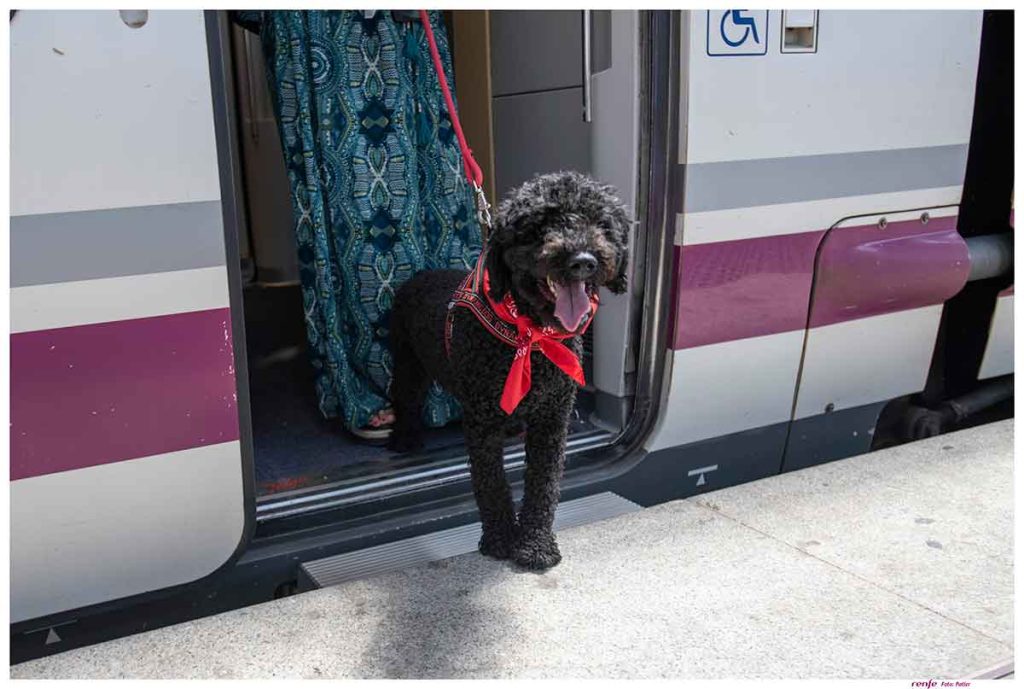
[11, 420, 1014, 679]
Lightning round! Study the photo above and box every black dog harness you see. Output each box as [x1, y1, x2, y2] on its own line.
[445, 248, 521, 356]
[444, 247, 598, 414]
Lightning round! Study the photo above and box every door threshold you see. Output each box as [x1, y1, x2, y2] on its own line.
[255, 427, 615, 522]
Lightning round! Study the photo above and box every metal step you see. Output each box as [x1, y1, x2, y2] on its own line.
[300, 491, 640, 589]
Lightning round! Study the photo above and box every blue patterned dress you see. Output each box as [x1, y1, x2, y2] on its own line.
[237, 11, 482, 431]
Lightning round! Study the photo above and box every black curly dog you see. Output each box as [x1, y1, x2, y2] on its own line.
[388, 172, 630, 570]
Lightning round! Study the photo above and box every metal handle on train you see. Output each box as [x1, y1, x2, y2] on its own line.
[583, 10, 592, 123]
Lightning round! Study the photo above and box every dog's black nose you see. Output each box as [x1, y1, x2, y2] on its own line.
[567, 252, 598, 280]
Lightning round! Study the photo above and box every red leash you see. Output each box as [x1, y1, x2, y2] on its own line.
[419, 10, 484, 193]
[421, 11, 594, 413]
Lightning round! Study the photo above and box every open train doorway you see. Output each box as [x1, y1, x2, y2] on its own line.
[223, 11, 650, 514]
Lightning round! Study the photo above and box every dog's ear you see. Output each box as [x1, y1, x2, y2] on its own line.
[484, 217, 515, 301]
[605, 204, 631, 295]
[607, 251, 629, 295]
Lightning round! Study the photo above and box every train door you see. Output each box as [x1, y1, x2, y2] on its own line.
[10, 10, 252, 626]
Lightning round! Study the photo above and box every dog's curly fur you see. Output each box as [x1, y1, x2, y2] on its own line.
[388, 172, 630, 570]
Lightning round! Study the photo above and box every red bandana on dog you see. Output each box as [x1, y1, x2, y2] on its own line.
[445, 251, 599, 414]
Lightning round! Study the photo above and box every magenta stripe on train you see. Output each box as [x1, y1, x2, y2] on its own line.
[808, 214, 968, 328]
[671, 214, 966, 349]
[671, 231, 823, 349]
[11, 308, 239, 481]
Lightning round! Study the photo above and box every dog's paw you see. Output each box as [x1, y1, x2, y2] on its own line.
[478, 533, 515, 560]
[386, 430, 424, 453]
[512, 531, 562, 571]
[475, 522, 516, 556]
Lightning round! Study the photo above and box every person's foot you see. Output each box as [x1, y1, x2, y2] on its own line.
[351, 408, 395, 441]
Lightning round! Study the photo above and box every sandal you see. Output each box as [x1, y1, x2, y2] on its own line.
[351, 407, 395, 441]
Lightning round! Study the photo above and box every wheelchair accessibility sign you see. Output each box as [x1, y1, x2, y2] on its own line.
[707, 10, 769, 56]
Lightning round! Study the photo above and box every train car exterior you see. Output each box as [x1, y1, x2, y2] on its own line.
[9, 10, 1012, 661]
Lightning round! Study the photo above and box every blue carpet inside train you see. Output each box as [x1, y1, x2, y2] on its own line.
[242, 283, 459, 494]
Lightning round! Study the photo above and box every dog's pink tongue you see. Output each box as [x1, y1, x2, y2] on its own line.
[553, 280, 590, 331]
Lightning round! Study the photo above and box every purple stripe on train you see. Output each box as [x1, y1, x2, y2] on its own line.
[671, 231, 824, 349]
[809, 214, 968, 328]
[671, 214, 967, 349]
[11, 308, 240, 481]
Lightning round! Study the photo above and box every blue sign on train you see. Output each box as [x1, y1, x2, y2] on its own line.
[707, 10, 769, 57]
